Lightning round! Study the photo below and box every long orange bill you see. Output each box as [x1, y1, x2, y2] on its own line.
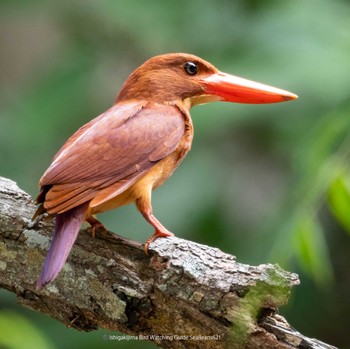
[201, 72, 298, 104]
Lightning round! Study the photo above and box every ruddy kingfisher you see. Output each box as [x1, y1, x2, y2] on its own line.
[33, 53, 297, 289]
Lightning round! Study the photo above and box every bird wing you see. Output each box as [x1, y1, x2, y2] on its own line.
[40, 101, 185, 214]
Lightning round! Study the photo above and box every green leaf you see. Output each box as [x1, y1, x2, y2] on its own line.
[293, 214, 333, 285]
[328, 175, 350, 235]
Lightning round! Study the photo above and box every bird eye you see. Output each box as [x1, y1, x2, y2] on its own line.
[184, 61, 198, 75]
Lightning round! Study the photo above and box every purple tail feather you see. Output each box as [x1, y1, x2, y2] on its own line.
[36, 204, 88, 289]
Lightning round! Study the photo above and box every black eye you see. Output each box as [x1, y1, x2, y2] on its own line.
[184, 61, 198, 75]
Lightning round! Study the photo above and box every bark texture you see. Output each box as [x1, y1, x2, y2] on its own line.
[0, 176, 337, 349]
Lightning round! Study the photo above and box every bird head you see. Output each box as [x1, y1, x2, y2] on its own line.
[116, 53, 297, 107]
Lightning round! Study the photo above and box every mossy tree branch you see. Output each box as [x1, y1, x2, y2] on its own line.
[0, 176, 336, 349]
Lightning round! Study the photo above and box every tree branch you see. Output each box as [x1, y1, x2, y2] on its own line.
[0, 176, 336, 349]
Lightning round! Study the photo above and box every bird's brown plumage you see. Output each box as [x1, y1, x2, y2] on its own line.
[38, 101, 190, 215]
[116, 53, 216, 103]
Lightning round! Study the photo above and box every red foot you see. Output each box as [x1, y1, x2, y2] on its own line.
[86, 216, 106, 238]
[144, 229, 174, 254]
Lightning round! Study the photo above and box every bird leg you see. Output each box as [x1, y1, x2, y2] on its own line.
[136, 196, 174, 254]
[86, 215, 106, 238]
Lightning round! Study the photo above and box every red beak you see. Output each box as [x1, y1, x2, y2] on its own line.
[201, 72, 298, 104]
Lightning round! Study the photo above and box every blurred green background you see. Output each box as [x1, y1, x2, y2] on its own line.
[1, 0, 350, 348]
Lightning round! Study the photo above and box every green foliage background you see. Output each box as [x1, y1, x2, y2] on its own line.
[1, 0, 350, 348]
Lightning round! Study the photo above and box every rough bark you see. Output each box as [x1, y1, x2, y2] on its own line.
[0, 176, 336, 349]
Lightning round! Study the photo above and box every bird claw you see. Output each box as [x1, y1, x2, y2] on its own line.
[86, 216, 106, 238]
[144, 230, 174, 255]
